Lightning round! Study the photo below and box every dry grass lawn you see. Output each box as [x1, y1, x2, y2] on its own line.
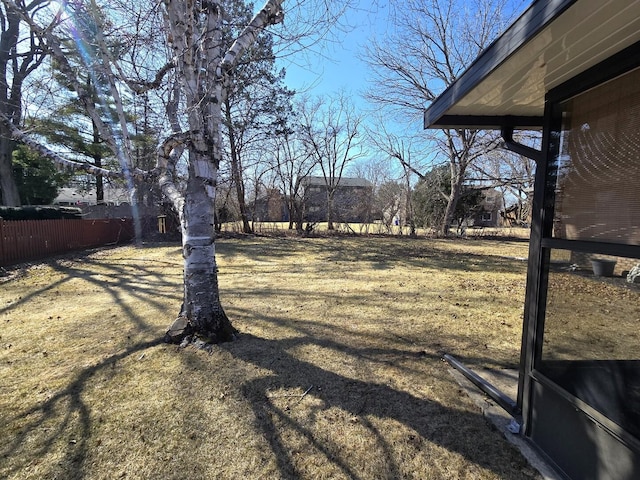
[0, 234, 540, 479]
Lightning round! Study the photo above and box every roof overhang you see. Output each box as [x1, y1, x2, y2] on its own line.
[424, 0, 640, 130]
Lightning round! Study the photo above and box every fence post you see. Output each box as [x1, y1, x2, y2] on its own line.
[0, 220, 4, 266]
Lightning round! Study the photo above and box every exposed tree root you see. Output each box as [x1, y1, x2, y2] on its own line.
[164, 314, 238, 346]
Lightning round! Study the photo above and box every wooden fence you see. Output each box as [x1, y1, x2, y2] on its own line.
[0, 218, 135, 267]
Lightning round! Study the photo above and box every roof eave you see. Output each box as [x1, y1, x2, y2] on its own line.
[426, 114, 544, 130]
[423, 0, 577, 130]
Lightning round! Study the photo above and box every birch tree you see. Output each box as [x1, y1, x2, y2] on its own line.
[1, 0, 350, 345]
[363, 0, 517, 235]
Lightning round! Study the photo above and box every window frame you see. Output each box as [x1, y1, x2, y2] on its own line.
[520, 42, 640, 451]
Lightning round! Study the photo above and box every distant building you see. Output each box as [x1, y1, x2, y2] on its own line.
[53, 187, 130, 206]
[471, 189, 504, 228]
[54, 175, 130, 206]
[250, 188, 290, 222]
[301, 176, 374, 223]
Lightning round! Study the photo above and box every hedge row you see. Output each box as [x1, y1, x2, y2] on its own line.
[0, 206, 83, 220]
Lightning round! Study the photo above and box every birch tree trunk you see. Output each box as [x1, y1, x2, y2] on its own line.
[2, 0, 286, 342]
[162, 0, 284, 344]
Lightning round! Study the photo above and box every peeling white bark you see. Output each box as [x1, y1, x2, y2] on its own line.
[221, 0, 285, 73]
[161, 0, 285, 342]
[4, 0, 285, 343]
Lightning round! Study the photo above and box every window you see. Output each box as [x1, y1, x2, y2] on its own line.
[538, 67, 640, 438]
[551, 68, 640, 245]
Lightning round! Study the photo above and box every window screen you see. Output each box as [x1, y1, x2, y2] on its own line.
[552, 67, 640, 245]
[540, 67, 640, 438]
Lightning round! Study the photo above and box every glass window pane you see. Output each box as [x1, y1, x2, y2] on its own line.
[540, 248, 640, 437]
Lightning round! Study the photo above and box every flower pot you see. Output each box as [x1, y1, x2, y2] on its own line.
[591, 259, 617, 277]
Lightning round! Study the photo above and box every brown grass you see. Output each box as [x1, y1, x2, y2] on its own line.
[0, 235, 540, 480]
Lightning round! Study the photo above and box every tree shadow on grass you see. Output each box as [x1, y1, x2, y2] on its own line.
[216, 235, 528, 275]
[0, 338, 163, 480]
[47, 255, 181, 331]
[1, 246, 183, 479]
[223, 328, 534, 479]
[1, 248, 182, 331]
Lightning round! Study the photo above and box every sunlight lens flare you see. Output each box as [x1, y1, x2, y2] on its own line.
[52, 0, 142, 242]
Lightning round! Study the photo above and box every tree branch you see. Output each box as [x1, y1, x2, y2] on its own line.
[117, 61, 175, 94]
[0, 111, 146, 180]
[219, 0, 284, 76]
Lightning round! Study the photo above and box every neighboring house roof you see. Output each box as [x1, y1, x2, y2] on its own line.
[423, 0, 640, 129]
[302, 176, 373, 188]
[54, 187, 130, 205]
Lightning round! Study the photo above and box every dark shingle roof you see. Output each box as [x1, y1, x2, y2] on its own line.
[302, 176, 373, 188]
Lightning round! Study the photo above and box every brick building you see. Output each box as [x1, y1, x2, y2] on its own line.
[301, 176, 374, 224]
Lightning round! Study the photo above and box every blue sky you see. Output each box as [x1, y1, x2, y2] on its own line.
[276, 0, 532, 179]
[278, 1, 391, 105]
[279, 0, 531, 108]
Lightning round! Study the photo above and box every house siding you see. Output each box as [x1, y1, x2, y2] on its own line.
[302, 177, 374, 223]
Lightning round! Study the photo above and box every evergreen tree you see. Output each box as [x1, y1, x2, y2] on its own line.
[31, 1, 139, 204]
[33, 55, 143, 203]
[12, 144, 71, 205]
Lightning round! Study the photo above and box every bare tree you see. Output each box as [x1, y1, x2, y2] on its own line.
[469, 137, 537, 226]
[349, 156, 394, 194]
[0, 0, 50, 206]
[299, 92, 364, 230]
[271, 124, 317, 230]
[363, 0, 514, 235]
[349, 156, 396, 232]
[364, 121, 428, 235]
[1, 0, 352, 345]
[245, 151, 277, 229]
[220, 0, 295, 233]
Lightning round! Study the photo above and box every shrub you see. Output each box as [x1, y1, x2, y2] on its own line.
[0, 206, 83, 220]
